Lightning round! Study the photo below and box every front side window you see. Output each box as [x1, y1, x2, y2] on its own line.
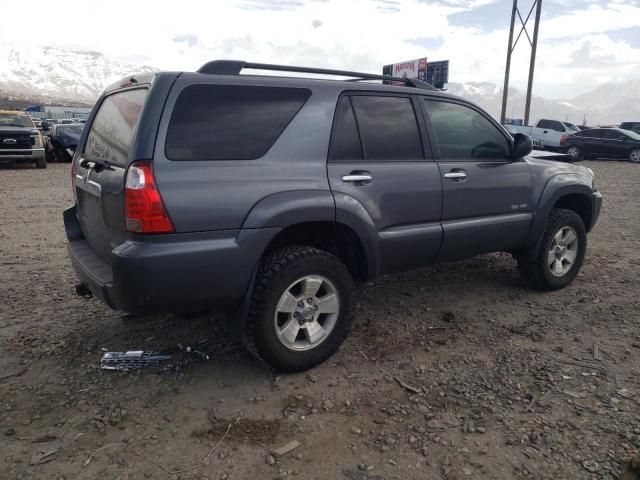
[166, 85, 311, 161]
[350, 95, 424, 161]
[424, 100, 510, 160]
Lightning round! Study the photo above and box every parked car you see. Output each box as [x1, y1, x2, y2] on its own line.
[503, 124, 544, 149]
[577, 125, 592, 131]
[619, 122, 640, 134]
[0, 110, 46, 168]
[512, 119, 580, 150]
[561, 128, 640, 163]
[65, 61, 602, 372]
[47, 123, 83, 162]
[58, 119, 75, 125]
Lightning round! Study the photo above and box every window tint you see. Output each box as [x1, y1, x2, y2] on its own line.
[424, 100, 511, 160]
[166, 85, 311, 161]
[329, 96, 363, 161]
[590, 129, 606, 139]
[601, 129, 620, 139]
[350, 96, 424, 161]
[85, 88, 147, 166]
[549, 121, 564, 132]
[538, 120, 551, 129]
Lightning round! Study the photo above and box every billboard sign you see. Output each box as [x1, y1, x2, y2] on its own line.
[383, 57, 427, 84]
[383, 58, 449, 88]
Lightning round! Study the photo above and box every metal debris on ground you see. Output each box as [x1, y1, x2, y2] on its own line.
[30, 439, 65, 465]
[271, 440, 301, 458]
[100, 346, 209, 372]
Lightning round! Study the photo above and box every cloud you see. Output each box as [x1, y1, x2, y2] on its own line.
[0, 0, 638, 99]
[173, 34, 200, 47]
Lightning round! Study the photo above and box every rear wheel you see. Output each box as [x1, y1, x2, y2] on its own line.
[517, 208, 586, 290]
[35, 155, 47, 169]
[566, 145, 583, 161]
[629, 149, 640, 164]
[246, 246, 354, 372]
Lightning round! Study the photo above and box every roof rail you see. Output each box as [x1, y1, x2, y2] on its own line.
[196, 60, 439, 91]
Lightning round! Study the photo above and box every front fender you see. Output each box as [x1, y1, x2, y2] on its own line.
[525, 174, 593, 247]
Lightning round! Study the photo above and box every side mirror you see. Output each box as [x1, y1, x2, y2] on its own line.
[512, 133, 532, 160]
[619, 136, 627, 142]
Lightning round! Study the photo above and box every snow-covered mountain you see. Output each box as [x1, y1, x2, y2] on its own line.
[0, 44, 155, 103]
[445, 80, 639, 126]
[0, 44, 637, 125]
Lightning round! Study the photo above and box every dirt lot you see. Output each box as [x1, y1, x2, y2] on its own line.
[1, 160, 639, 480]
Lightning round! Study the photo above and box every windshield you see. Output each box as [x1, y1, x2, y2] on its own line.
[563, 122, 579, 132]
[58, 125, 84, 135]
[623, 129, 640, 141]
[0, 113, 34, 128]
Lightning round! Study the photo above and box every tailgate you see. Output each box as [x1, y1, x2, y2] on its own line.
[73, 87, 148, 262]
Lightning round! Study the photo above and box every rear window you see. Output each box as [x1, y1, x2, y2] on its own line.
[165, 85, 311, 161]
[84, 88, 147, 166]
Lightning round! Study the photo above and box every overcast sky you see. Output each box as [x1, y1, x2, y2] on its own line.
[1, 0, 639, 98]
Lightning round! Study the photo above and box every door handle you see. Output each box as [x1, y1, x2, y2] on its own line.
[443, 171, 467, 180]
[342, 174, 372, 183]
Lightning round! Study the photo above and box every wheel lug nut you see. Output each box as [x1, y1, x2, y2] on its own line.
[307, 298, 313, 304]
[313, 305, 318, 310]
[294, 312, 299, 318]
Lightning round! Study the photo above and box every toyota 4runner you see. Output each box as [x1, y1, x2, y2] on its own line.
[65, 61, 602, 372]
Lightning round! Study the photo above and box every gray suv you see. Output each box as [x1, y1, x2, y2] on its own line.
[65, 61, 602, 371]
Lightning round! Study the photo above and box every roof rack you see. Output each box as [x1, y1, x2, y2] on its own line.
[197, 60, 439, 91]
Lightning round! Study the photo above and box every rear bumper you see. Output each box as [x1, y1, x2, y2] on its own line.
[64, 206, 279, 314]
[587, 189, 603, 232]
[0, 148, 45, 161]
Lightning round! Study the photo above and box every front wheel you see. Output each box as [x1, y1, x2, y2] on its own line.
[517, 208, 587, 290]
[566, 145, 583, 161]
[246, 246, 355, 372]
[629, 149, 640, 164]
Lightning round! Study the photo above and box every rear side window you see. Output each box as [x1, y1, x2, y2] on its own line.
[166, 85, 311, 161]
[350, 96, 424, 161]
[84, 88, 147, 166]
[425, 100, 510, 160]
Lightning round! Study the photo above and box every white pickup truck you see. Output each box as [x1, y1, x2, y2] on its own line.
[511, 119, 580, 151]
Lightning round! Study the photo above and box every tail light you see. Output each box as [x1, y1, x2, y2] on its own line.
[124, 161, 174, 234]
[560, 135, 569, 144]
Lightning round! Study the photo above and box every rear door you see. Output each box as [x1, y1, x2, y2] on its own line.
[327, 93, 443, 273]
[421, 98, 532, 261]
[73, 87, 148, 262]
[600, 129, 627, 158]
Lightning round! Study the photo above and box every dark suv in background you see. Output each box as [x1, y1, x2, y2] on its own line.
[65, 61, 602, 371]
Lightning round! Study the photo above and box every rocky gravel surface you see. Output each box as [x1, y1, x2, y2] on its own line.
[1, 160, 639, 480]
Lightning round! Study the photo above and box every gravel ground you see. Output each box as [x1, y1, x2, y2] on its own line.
[1, 160, 639, 480]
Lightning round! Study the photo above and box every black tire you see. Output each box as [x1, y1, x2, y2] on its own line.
[246, 246, 355, 372]
[517, 208, 587, 291]
[629, 148, 640, 164]
[35, 156, 47, 169]
[566, 145, 583, 161]
[55, 146, 69, 163]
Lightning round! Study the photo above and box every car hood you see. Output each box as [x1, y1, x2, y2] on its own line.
[0, 126, 38, 135]
[55, 130, 82, 147]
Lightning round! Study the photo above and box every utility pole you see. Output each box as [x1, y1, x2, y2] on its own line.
[500, 0, 542, 126]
